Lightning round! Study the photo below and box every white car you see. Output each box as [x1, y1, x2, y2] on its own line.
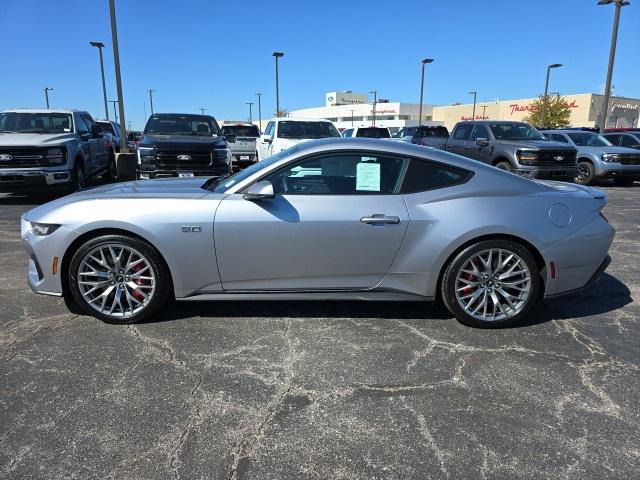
[256, 118, 340, 161]
[341, 126, 391, 139]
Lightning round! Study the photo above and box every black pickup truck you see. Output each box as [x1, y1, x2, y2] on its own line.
[136, 113, 232, 180]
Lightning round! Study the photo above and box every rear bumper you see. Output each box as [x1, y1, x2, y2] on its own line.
[231, 153, 257, 167]
[545, 255, 611, 299]
[0, 169, 72, 193]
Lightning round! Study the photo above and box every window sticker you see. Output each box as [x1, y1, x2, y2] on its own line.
[356, 162, 381, 191]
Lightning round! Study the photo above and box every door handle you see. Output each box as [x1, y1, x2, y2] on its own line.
[360, 215, 401, 225]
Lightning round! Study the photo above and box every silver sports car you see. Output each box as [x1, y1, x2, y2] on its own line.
[21, 138, 614, 327]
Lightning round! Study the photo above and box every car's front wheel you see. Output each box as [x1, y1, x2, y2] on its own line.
[68, 235, 171, 324]
[575, 160, 595, 185]
[441, 239, 540, 328]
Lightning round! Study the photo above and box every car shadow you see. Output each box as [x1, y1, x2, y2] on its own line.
[134, 273, 631, 328]
[0, 193, 63, 206]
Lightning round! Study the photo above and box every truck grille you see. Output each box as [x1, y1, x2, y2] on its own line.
[156, 150, 212, 169]
[0, 148, 55, 168]
[616, 154, 640, 166]
[533, 151, 577, 167]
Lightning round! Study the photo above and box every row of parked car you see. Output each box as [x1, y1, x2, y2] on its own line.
[1, 107, 639, 194]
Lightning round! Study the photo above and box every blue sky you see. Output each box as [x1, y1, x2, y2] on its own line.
[0, 0, 638, 130]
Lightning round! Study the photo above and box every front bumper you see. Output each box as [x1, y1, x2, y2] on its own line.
[136, 165, 230, 179]
[595, 161, 640, 179]
[0, 169, 72, 192]
[515, 166, 578, 180]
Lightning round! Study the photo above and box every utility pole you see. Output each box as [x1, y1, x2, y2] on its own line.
[199, 108, 206, 115]
[273, 52, 284, 117]
[469, 91, 477, 120]
[43, 87, 53, 108]
[246, 102, 254, 123]
[108, 0, 128, 152]
[109, 100, 119, 123]
[369, 90, 378, 126]
[255, 92, 263, 131]
[481, 105, 488, 119]
[127, 121, 132, 131]
[147, 89, 155, 115]
[89, 41, 109, 120]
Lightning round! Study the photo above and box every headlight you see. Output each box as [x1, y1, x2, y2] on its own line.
[30, 222, 60, 236]
[601, 153, 620, 163]
[45, 147, 66, 165]
[137, 147, 155, 165]
[517, 150, 538, 163]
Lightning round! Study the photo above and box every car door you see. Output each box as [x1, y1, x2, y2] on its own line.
[74, 114, 94, 173]
[467, 125, 492, 162]
[81, 113, 105, 175]
[213, 151, 410, 291]
[446, 123, 473, 156]
[257, 121, 275, 160]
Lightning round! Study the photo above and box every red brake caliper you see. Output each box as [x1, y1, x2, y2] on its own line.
[462, 260, 477, 295]
[131, 262, 146, 302]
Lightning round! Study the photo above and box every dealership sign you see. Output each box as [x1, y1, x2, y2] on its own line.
[509, 100, 579, 115]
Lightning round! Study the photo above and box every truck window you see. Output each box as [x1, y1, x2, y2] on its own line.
[452, 124, 473, 141]
[469, 125, 489, 141]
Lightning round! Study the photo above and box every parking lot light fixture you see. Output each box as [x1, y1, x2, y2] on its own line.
[418, 58, 434, 127]
[255, 93, 263, 131]
[43, 87, 53, 108]
[598, 0, 630, 133]
[89, 41, 109, 120]
[273, 52, 284, 117]
[369, 90, 378, 126]
[246, 102, 254, 124]
[541, 63, 563, 128]
[469, 91, 477, 121]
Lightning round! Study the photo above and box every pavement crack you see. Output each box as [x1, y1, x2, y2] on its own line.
[168, 376, 204, 480]
[125, 325, 186, 369]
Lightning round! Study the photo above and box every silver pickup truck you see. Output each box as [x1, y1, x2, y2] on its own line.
[0, 109, 115, 193]
[221, 122, 261, 169]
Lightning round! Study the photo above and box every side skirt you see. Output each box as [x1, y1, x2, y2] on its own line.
[176, 291, 433, 302]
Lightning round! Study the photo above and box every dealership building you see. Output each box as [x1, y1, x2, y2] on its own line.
[287, 91, 640, 132]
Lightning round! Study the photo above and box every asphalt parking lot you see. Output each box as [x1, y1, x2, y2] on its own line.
[0, 185, 638, 479]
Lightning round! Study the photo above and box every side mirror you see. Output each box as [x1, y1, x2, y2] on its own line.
[224, 134, 236, 143]
[476, 138, 490, 146]
[243, 180, 275, 201]
[90, 124, 103, 138]
[262, 134, 273, 144]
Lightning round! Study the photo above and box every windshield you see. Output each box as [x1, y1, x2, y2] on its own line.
[221, 125, 260, 138]
[278, 121, 340, 139]
[355, 127, 390, 139]
[0, 112, 73, 133]
[567, 132, 612, 147]
[489, 122, 544, 140]
[209, 145, 301, 193]
[144, 114, 220, 136]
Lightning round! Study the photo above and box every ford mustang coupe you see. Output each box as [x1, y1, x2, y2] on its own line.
[21, 138, 614, 327]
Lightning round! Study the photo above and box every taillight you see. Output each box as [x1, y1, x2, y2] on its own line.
[549, 261, 556, 280]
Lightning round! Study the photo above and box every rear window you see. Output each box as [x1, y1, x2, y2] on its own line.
[221, 125, 260, 138]
[401, 158, 471, 193]
[278, 121, 340, 139]
[452, 124, 473, 140]
[97, 122, 116, 135]
[355, 128, 391, 139]
[417, 126, 449, 138]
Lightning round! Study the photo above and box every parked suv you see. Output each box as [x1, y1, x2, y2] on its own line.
[96, 120, 123, 152]
[136, 113, 232, 180]
[221, 122, 261, 169]
[542, 129, 640, 186]
[341, 126, 391, 139]
[603, 131, 640, 151]
[256, 118, 340, 161]
[392, 125, 449, 149]
[445, 121, 578, 180]
[0, 108, 115, 192]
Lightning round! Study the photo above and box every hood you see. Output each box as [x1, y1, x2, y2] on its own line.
[575, 145, 640, 156]
[495, 139, 575, 151]
[0, 132, 77, 147]
[24, 178, 214, 221]
[139, 134, 227, 149]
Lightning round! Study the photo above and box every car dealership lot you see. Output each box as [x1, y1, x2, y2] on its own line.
[0, 187, 638, 479]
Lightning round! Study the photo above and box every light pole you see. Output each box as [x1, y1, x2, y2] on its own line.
[255, 92, 263, 131]
[273, 52, 284, 117]
[43, 87, 53, 108]
[108, 0, 128, 152]
[109, 100, 119, 123]
[246, 102, 254, 123]
[418, 58, 434, 126]
[147, 89, 155, 115]
[369, 90, 378, 126]
[598, 0, 630, 132]
[350, 109, 355, 127]
[199, 108, 206, 115]
[127, 121, 132, 131]
[89, 41, 109, 120]
[541, 63, 562, 128]
[469, 91, 477, 121]
[481, 105, 488, 119]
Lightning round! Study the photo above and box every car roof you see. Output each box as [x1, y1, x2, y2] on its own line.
[1, 108, 82, 114]
[221, 122, 257, 127]
[269, 117, 334, 123]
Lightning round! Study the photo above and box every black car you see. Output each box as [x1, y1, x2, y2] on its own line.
[136, 113, 232, 180]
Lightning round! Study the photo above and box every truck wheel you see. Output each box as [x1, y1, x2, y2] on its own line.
[105, 150, 117, 182]
[495, 161, 513, 172]
[72, 160, 86, 191]
[575, 160, 595, 185]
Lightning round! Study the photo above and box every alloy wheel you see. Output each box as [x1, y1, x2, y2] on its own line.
[77, 244, 156, 318]
[454, 248, 532, 322]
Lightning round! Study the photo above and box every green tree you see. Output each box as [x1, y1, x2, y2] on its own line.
[523, 95, 572, 129]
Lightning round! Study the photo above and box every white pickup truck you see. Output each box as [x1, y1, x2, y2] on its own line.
[0, 108, 115, 193]
[256, 118, 341, 161]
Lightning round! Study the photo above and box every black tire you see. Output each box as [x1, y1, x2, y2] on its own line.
[71, 159, 86, 192]
[575, 160, 595, 185]
[104, 149, 117, 182]
[441, 239, 541, 328]
[613, 177, 635, 187]
[495, 161, 513, 172]
[68, 234, 171, 324]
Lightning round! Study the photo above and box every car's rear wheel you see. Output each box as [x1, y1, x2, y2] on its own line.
[575, 160, 595, 185]
[68, 235, 171, 324]
[613, 177, 635, 187]
[495, 161, 513, 172]
[441, 239, 540, 328]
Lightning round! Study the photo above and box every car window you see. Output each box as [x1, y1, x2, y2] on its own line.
[469, 125, 489, 141]
[342, 128, 354, 138]
[567, 132, 611, 147]
[264, 121, 275, 137]
[221, 125, 260, 138]
[489, 122, 544, 140]
[262, 152, 406, 195]
[621, 135, 640, 148]
[113, 123, 122, 136]
[0, 112, 72, 133]
[401, 158, 471, 193]
[277, 121, 341, 139]
[81, 114, 95, 128]
[552, 134, 569, 143]
[97, 122, 116, 135]
[355, 127, 391, 139]
[75, 114, 89, 134]
[452, 124, 473, 141]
